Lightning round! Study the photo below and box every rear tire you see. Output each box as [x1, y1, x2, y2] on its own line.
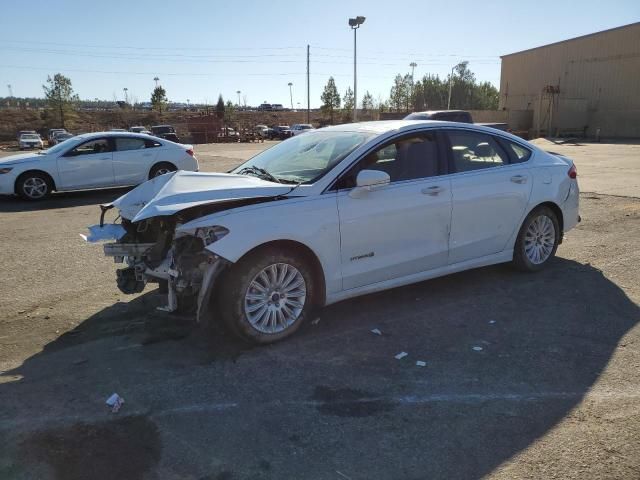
[16, 172, 52, 201]
[149, 162, 177, 179]
[513, 206, 560, 272]
[219, 247, 316, 344]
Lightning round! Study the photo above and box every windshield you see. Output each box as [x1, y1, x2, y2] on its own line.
[231, 130, 372, 184]
[22, 134, 40, 139]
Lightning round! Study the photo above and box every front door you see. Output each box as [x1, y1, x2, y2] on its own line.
[336, 131, 452, 290]
[444, 129, 533, 264]
[56, 137, 115, 189]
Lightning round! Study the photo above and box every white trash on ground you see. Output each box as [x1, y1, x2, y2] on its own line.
[311, 317, 321, 325]
[472, 346, 484, 352]
[395, 352, 408, 360]
[416, 360, 427, 367]
[370, 328, 382, 335]
[106, 393, 125, 413]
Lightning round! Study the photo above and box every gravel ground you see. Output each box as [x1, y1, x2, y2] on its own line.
[0, 140, 638, 480]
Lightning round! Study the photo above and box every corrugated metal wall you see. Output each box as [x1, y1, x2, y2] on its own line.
[499, 23, 640, 138]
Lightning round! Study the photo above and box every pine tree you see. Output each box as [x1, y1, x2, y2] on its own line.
[42, 73, 79, 128]
[150, 86, 167, 113]
[320, 77, 341, 124]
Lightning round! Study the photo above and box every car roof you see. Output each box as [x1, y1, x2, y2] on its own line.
[72, 131, 164, 141]
[321, 120, 530, 145]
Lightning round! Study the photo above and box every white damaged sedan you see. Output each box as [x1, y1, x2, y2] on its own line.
[91, 121, 580, 344]
[0, 132, 197, 200]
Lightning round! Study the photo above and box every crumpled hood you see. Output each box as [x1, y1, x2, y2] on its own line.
[110, 170, 294, 222]
[0, 153, 42, 165]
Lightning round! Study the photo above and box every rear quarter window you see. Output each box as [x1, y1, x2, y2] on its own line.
[498, 138, 532, 164]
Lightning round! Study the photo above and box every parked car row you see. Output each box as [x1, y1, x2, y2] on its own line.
[253, 124, 315, 140]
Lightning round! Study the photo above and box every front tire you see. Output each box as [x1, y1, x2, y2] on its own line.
[219, 248, 316, 344]
[16, 172, 52, 201]
[513, 206, 560, 272]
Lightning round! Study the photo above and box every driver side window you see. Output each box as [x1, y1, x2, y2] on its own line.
[67, 138, 111, 156]
[335, 132, 441, 189]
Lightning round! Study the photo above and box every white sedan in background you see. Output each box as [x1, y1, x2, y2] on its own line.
[0, 132, 198, 200]
[94, 121, 580, 344]
[18, 133, 44, 150]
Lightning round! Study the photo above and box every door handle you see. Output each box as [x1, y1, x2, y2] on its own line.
[421, 185, 444, 195]
[142, 153, 152, 157]
[100, 157, 111, 161]
[510, 175, 528, 184]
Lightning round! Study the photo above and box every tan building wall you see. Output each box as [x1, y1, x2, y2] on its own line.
[499, 22, 640, 138]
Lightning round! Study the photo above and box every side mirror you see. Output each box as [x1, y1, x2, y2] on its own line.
[350, 169, 390, 198]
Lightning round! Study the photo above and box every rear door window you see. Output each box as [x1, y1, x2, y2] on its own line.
[115, 137, 146, 151]
[445, 130, 510, 172]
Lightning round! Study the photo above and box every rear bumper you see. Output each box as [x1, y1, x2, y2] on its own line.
[562, 181, 580, 232]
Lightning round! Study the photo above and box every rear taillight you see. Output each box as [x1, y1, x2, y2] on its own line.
[186, 149, 194, 157]
[568, 164, 577, 179]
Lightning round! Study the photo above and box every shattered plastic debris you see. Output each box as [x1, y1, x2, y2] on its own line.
[81, 224, 126, 243]
[472, 346, 484, 352]
[488, 320, 496, 324]
[370, 328, 382, 335]
[416, 360, 427, 367]
[311, 318, 321, 325]
[105, 393, 125, 413]
[395, 352, 408, 360]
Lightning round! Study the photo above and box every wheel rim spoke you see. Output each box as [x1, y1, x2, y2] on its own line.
[244, 262, 306, 334]
[524, 214, 555, 265]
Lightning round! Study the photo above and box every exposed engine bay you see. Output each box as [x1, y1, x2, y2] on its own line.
[97, 195, 283, 321]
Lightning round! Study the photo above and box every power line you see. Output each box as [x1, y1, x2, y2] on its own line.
[0, 39, 303, 51]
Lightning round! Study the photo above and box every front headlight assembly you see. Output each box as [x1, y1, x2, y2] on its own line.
[195, 226, 230, 246]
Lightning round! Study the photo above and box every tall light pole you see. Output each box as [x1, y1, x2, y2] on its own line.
[287, 82, 293, 110]
[123, 87, 128, 104]
[409, 62, 417, 112]
[447, 65, 456, 110]
[236, 90, 241, 107]
[348, 16, 366, 122]
[153, 77, 159, 88]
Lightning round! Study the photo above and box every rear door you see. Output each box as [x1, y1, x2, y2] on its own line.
[444, 129, 533, 264]
[56, 137, 115, 188]
[112, 136, 161, 185]
[335, 131, 452, 290]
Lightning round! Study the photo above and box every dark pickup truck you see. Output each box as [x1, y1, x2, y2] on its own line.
[404, 110, 509, 132]
[151, 124, 180, 143]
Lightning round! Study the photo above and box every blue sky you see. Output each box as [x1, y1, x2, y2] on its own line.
[0, 0, 638, 107]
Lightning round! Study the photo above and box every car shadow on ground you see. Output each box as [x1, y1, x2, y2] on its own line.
[0, 187, 131, 212]
[0, 258, 638, 479]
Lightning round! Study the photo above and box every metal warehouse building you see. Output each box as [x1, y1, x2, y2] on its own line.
[499, 22, 640, 138]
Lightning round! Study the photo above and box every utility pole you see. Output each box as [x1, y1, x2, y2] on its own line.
[306, 44, 310, 123]
[349, 16, 366, 122]
[236, 90, 241, 107]
[153, 77, 159, 88]
[409, 62, 417, 112]
[123, 87, 129, 104]
[288, 82, 293, 110]
[447, 65, 456, 110]
[7, 84, 13, 97]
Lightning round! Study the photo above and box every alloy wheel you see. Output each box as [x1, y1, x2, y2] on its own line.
[22, 177, 48, 199]
[524, 214, 556, 264]
[244, 263, 307, 334]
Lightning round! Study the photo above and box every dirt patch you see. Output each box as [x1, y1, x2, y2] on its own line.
[19, 415, 161, 480]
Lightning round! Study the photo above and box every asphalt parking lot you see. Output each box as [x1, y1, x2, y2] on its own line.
[0, 139, 638, 480]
